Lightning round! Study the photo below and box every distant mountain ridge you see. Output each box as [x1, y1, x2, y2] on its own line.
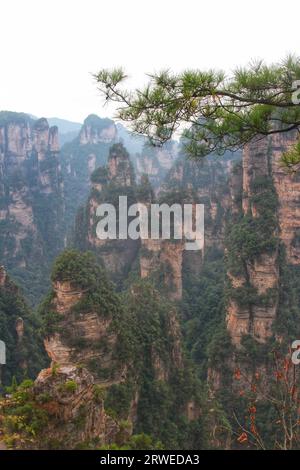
[46, 117, 82, 133]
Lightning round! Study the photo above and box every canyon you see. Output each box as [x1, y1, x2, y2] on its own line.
[0, 111, 300, 449]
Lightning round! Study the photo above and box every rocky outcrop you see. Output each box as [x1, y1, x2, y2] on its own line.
[23, 249, 198, 449]
[226, 132, 300, 345]
[75, 143, 139, 280]
[271, 132, 300, 264]
[23, 251, 129, 448]
[140, 239, 184, 300]
[33, 365, 118, 449]
[79, 115, 117, 145]
[139, 151, 240, 300]
[53, 280, 85, 313]
[42, 276, 123, 386]
[0, 112, 64, 304]
[0, 247, 202, 449]
[107, 143, 134, 185]
[0, 362, 119, 449]
[60, 115, 118, 236]
[135, 141, 179, 189]
[44, 309, 119, 381]
[226, 138, 278, 345]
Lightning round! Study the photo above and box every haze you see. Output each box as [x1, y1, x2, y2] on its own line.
[1, 0, 299, 123]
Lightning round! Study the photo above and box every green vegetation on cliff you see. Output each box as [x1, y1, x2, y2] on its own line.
[0, 271, 46, 387]
[37, 250, 207, 449]
[0, 115, 64, 306]
[0, 111, 33, 127]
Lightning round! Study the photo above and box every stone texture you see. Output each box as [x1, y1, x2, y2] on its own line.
[79, 120, 117, 145]
[226, 132, 300, 345]
[140, 239, 184, 300]
[34, 365, 118, 448]
[136, 142, 179, 189]
[84, 143, 140, 277]
[0, 114, 64, 290]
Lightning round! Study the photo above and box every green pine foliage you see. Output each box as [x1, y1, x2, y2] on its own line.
[95, 56, 300, 167]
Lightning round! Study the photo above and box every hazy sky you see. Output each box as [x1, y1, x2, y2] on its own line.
[1, 0, 299, 123]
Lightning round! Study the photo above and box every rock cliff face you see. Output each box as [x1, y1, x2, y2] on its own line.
[140, 239, 184, 301]
[134, 141, 179, 189]
[79, 115, 117, 145]
[226, 132, 300, 345]
[105, 142, 135, 186]
[41, 253, 128, 385]
[44, 277, 122, 384]
[73, 140, 186, 298]
[139, 152, 240, 300]
[9, 250, 200, 449]
[74, 143, 139, 282]
[271, 132, 300, 264]
[25, 251, 127, 448]
[0, 112, 64, 305]
[61, 114, 118, 234]
[34, 365, 118, 448]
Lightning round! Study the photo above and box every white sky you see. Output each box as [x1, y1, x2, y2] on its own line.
[1, 0, 299, 123]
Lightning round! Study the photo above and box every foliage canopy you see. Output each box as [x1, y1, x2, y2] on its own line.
[95, 56, 300, 168]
